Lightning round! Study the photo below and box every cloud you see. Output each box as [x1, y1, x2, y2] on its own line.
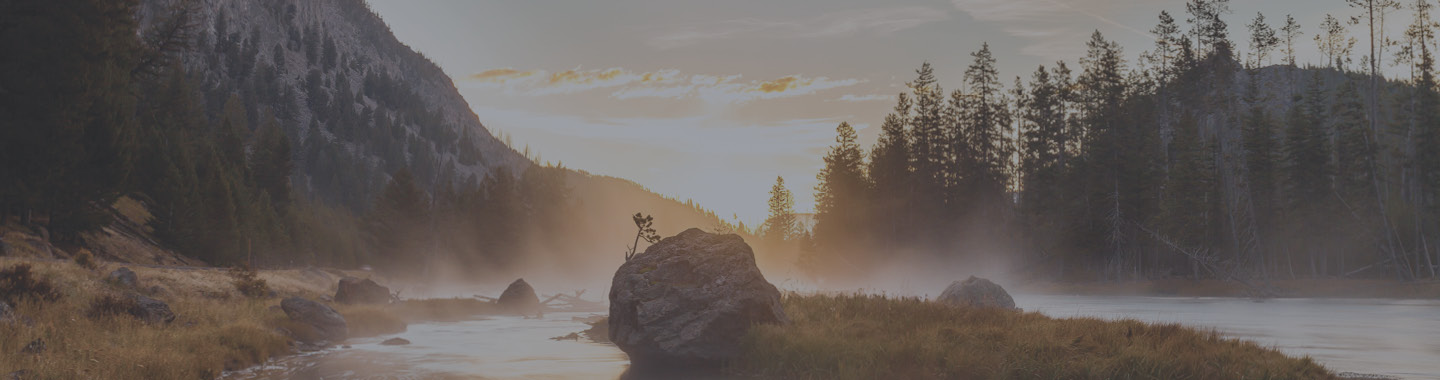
[466, 67, 862, 104]
[650, 6, 950, 49]
[951, 0, 1153, 60]
[470, 68, 536, 83]
[830, 94, 895, 102]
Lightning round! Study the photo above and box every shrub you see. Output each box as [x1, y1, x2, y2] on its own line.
[87, 293, 139, 319]
[0, 263, 60, 305]
[73, 249, 97, 270]
[227, 266, 271, 298]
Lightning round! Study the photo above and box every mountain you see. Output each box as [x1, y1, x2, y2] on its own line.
[139, 0, 528, 211]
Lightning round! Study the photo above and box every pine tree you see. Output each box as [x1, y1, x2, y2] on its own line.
[1281, 15, 1304, 67]
[1147, 11, 1184, 82]
[1018, 64, 1078, 262]
[1076, 31, 1134, 262]
[813, 122, 870, 272]
[1161, 113, 1219, 251]
[868, 93, 912, 245]
[369, 169, 431, 273]
[1316, 14, 1356, 70]
[1241, 76, 1279, 244]
[250, 110, 294, 211]
[954, 43, 1014, 214]
[1284, 74, 1335, 275]
[761, 176, 798, 243]
[0, 0, 142, 237]
[1185, 0, 1233, 55]
[1247, 13, 1281, 68]
[908, 62, 949, 239]
[1333, 80, 1376, 203]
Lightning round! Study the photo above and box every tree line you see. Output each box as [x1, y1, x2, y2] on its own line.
[770, 0, 1440, 282]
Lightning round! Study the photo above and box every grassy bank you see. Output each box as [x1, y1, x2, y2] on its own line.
[730, 293, 1337, 380]
[1019, 278, 1440, 299]
[0, 258, 446, 379]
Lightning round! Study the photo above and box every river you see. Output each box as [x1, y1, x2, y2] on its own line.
[227, 296, 1439, 380]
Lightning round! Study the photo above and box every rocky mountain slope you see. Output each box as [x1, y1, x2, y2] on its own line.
[139, 0, 529, 210]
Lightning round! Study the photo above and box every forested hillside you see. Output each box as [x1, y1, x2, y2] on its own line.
[0, 0, 742, 278]
[796, 1, 1440, 283]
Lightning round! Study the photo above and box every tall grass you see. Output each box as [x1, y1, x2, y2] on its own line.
[0, 259, 331, 379]
[732, 293, 1336, 380]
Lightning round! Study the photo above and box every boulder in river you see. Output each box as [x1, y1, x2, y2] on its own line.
[334, 277, 392, 304]
[497, 278, 540, 314]
[608, 228, 787, 368]
[937, 276, 1017, 310]
[280, 297, 348, 345]
[107, 267, 137, 289]
[380, 337, 410, 345]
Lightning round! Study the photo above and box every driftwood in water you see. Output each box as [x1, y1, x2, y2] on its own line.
[1139, 224, 1278, 298]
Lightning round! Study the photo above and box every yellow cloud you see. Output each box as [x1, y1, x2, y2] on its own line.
[548, 68, 627, 85]
[467, 66, 861, 103]
[755, 76, 806, 93]
[470, 68, 535, 83]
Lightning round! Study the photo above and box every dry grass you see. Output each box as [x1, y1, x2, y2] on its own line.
[731, 293, 1337, 380]
[0, 259, 347, 379]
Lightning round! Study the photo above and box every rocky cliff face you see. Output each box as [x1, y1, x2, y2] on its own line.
[138, 0, 529, 210]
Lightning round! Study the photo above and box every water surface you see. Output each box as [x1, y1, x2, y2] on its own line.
[229, 296, 1439, 379]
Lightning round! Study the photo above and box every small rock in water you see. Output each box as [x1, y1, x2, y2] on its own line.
[497, 278, 540, 315]
[380, 337, 410, 345]
[550, 332, 580, 341]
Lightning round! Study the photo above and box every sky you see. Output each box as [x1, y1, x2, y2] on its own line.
[366, 0, 1379, 226]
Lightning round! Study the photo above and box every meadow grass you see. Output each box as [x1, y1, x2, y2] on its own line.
[0, 258, 422, 379]
[731, 293, 1337, 380]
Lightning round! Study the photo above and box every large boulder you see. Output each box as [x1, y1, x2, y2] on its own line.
[280, 297, 348, 345]
[497, 278, 540, 314]
[107, 268, 137, 289]
[608, 228, 787, 368]
[128, 294, 176, 324]
[937, 276, 1017, 310]
[334, 277, 391, 304]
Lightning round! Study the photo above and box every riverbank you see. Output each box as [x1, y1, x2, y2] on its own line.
[729, 293, 1342, 380]
[0, 257, 485, 379]
[1018, 278, 1440, 299]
